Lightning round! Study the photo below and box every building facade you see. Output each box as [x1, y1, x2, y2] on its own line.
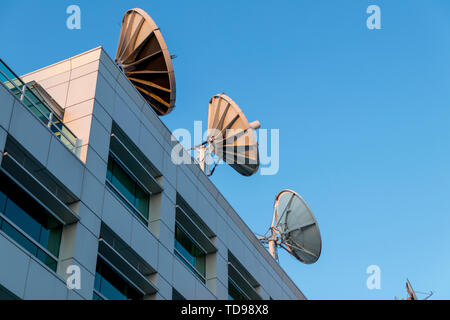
[0, 47, 305, 300]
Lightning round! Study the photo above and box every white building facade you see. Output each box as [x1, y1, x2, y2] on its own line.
[0, 47, 305, 300]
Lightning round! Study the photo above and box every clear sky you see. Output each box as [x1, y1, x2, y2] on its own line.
[1, 0, 449, 300]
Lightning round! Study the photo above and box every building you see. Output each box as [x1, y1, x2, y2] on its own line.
[0, 47, 305, 300]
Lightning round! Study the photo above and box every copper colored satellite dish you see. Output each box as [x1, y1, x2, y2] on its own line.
[116, 8, 176, 116]
[406, 279, 418, 300]
[260, 190, 322, 264]
[205, 94, 260, 176]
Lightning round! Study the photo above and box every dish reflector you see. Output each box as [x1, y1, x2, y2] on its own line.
[207, 94, 260, 176]
[274, 190, 322, 264]
[406, 279, 418, 300]
[116, 8, 176, 116]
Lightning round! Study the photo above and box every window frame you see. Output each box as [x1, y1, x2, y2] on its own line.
[108, 151, 152, 197]
[97, 237, 157, 295]
[0, 170, 63, 272]
[0, 212, 59, 270]
[175, 205, 216, 254]
[228, 277, 251, 301]
[109, 131, 163, 194]
[172, 288, 186, 300]
[0, 165, 67, 226]
[106, 152, 150, 224]
[227, 255, 262, 300]
[174, 222, 207, 284]
[94, 255, 145, 300]
[92, 289, 107, 300]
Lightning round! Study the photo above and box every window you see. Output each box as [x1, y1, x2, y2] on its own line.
[0, 174, 62, 272]
[228, 252, 262, 300]
[97, 225, 157, 298]
[174, 194, 217, 286]
[106, 154, 150, 224]
[228, 278, 249, 300]
[172, 288, 186, 300]
[93, 257, 143, 300]
[174, 224, 206, 283]
[0, 284, 20, 300]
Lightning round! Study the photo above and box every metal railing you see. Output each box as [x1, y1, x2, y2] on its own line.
[0, 59, 81, 157]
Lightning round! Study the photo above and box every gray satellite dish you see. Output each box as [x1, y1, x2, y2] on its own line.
[260, 190, 322, 264]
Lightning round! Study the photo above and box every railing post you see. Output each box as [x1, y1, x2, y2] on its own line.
[47, 112, 53, 128]
[20, 85, 26, 102]
[74, 138, 83, 158]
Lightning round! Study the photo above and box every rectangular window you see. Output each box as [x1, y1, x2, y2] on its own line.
[106, 154, 150, 224]
[174, 224, 206, 283]
[228, 278, 249, 300]
[93, 257, 143, 300]
[172, 288, 186, 300]
[0, 174, 62, 272]
[227, 252, 262, 300]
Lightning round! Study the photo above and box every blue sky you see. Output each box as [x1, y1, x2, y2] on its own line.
[1, 0, 450, 300]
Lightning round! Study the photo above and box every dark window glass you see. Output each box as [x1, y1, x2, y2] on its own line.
[0, 173, 62, 271]
[1, 179, 62, 257]
[1, 220, 38, 255]
[0, 216, 58, 272]
[172, 288, 186, 300]
[228, 279, 249, 301]
[93, 292, 104, 300]
[134, 188, 149, 218]
[174, 224, 206, 281]
[0, 189, 6, 213]
[110, 159, 135, 205]
[4, 199, 42, 242]
[106, 155, 149, 223]
[94, 258, 142, 300]
[106, 157, 113, 182]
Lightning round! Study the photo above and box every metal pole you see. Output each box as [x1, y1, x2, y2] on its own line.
[198, 145, 207, 173]
[268, 239, 278, 261]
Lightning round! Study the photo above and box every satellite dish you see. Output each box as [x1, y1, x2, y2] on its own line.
[395, 279, 433, 300]
[406, 279, 418, 300]
[259, 190, 322, 264]
[193, 93, 260, 177]
[116, 8, 176, 116]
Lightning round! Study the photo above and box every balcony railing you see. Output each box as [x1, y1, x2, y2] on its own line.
[0, 59, 81, 157]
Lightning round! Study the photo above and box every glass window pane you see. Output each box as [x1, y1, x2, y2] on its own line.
[99, 274, 128, 300]
[36, 248, 58, 272]
[4, 198, 41, 242]
[1, 220, 38, 257]
[107, 155, 149, 223]
[0, 189, 6, 213]
[93, 292, 104, 300]
[3, 186, 62, 257]
[228, 279, 248, 301]
[107, 156, 113, 182]
[134, 187, 149, 219]
[95, 258, 142, 300]
[172, 288, 186, 300]
[0, 173, 62, 264]
[174, 225, 206, 279]
[195, 255, 206, 277]
[39, 223, 62, 258]
[110, 159, 136, 205]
